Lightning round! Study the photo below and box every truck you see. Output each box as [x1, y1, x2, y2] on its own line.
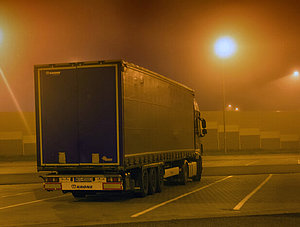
[34, 60, 207, 198]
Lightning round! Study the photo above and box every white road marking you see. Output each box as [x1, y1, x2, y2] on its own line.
[0, 183, 41, 188]
[233, 174, 272, 211]
[1, 192, 32, 198]
[298, 159, 300, 165]
[0, 194, 67, 210]
[131, 175, 232, 218]
[245, 160, 259, 166]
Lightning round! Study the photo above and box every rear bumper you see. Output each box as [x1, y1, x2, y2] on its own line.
[43, 174, 123, 191]
[44, 182, 123, 191]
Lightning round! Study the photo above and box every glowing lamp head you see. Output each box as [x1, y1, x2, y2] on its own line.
[293, 71, 299, 77]
[214, 36, 237, 59]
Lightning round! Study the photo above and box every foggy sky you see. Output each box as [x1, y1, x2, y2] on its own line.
[0, 0, 300, 112]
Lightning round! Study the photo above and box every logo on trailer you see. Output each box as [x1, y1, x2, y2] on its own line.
[71, 184, 92, 189]
[77, 185, 92, 189]
[102, 156, 113, 162]
[46, 71, 61, 75]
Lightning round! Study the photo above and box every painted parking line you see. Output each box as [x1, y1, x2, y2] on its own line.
[0, 192, 32, 198]
[245, 160, 259, 166]
[131, 175, 232, 218]
[0, 194, 68, 210]
[233, 174, 272, 211]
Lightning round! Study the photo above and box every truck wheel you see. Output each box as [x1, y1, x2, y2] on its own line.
[192, 156, 203, 181]
[148, 168, 157, 195]
[178, 163, 188, 185]
[156, 166, 164, 193]
[138, 169, 149, 197]
[72, 191, 86, 198]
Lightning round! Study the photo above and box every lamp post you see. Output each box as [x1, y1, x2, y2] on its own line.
[0, 28, 3, 44]
[214, 36, 237, 154]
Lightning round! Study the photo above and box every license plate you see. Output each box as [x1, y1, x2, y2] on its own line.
[74, 177, 93, 182]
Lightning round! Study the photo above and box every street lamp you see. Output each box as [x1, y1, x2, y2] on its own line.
[293, 71, 299, 78]
[214, 36, 237, 59]
[227, 104, 239, 111]
[214, 36, 237, 154]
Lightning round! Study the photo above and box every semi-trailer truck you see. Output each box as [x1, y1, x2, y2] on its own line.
[34, 60, 207, 198]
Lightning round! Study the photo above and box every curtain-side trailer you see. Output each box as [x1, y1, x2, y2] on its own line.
[34, 60, 207, 198]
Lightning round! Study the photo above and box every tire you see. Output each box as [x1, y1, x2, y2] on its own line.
[72, 191, 86, 198]
[192, 156, 203, 181]
[138, 169, 149, 197]
[148, 168, 157, 195]
[178, 163, 188, 185]
[156, 166, 164, 193]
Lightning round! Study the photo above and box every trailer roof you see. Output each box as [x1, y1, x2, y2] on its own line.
[34, 59, 195, 93]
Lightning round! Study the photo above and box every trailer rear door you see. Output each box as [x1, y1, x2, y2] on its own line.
[77, 66, 120, 165]
[36, 64, 121, 166]
[38, 67, 79, 164]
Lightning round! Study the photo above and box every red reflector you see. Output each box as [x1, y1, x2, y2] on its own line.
[102, 183, 122, 190]
[44, 182, 62, 190]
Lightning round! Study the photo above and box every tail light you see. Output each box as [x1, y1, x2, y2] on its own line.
[106, 177, 121, 182]
[46, 177, 59, 182]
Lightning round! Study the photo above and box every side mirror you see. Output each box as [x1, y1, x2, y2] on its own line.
[201, 118, 206, 129]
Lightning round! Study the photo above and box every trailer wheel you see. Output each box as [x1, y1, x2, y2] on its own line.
[192, 156, 203, 181]
[156, 166, 164, 193]
[72, 191, 86, 198]
[179, 163, 188, 185]
[148, 168, 157, 195]
[138, 169, 149, 197]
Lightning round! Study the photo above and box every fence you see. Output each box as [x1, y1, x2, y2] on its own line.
[0, 111, 299, 156]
